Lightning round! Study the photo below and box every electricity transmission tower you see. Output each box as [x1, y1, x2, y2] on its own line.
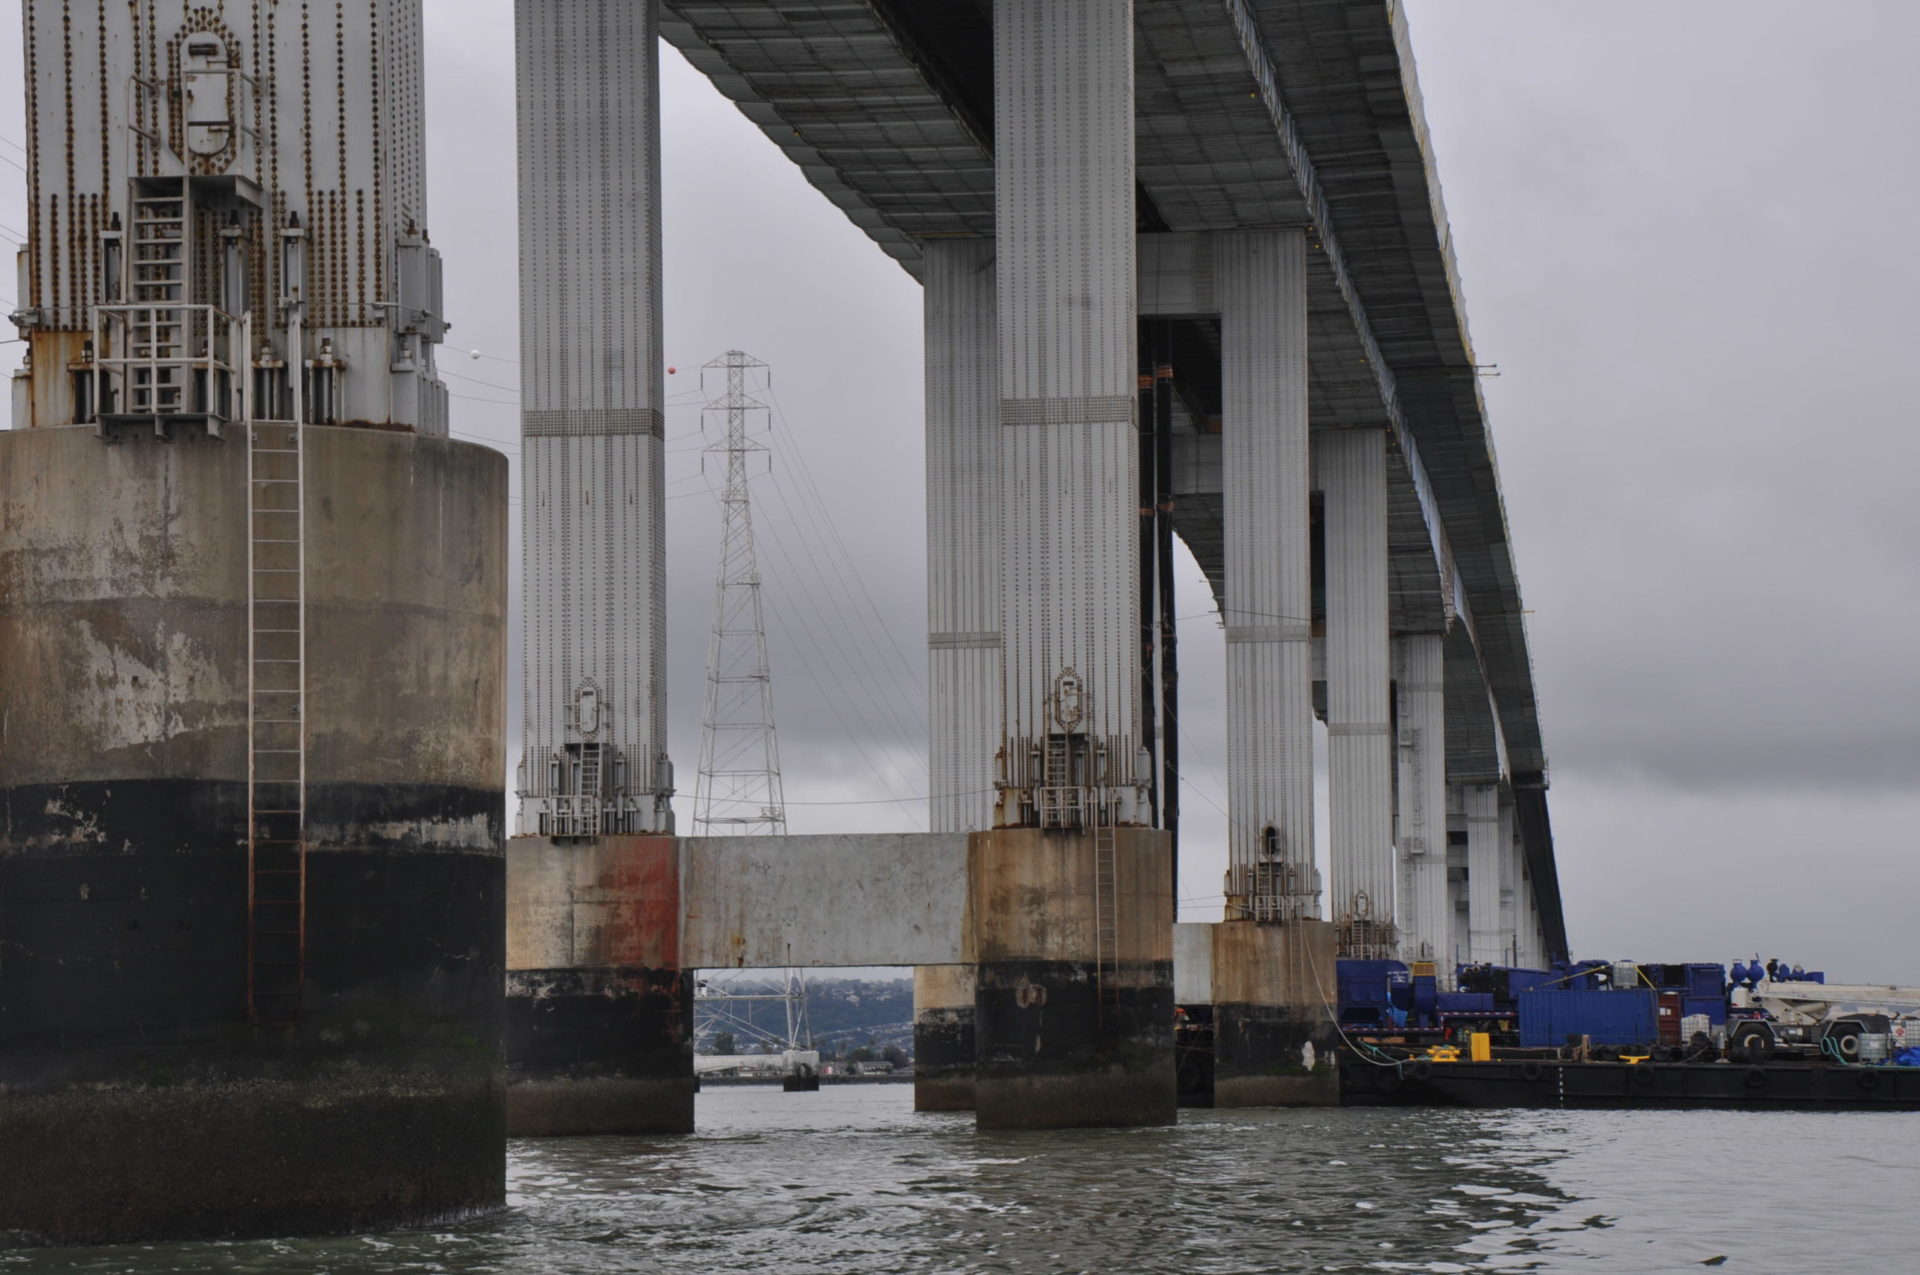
[693, 350, 787, 836]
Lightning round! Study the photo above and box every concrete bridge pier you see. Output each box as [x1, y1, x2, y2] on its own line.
[504, 836, 694, 1135]
[912, 966, 977, 1111]
[971, 829, 1176, 1130]
[1209, 920, 1341, 1107]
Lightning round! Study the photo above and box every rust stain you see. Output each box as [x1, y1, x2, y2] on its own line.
[578, 835, 680, 970]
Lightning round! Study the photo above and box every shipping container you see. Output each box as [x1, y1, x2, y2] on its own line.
[1518, 988, 1660, 1048]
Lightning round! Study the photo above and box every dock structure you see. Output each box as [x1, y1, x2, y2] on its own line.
[506, 0, 1564, 1131]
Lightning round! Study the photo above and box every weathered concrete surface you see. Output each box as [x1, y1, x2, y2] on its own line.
[1211, 918, 1340, 1107]
[1174, 922, 1216, 1006]
[0, 425, 508, 1244]
[505, 836, 691, 1135]
[683, 834, 969, 969]
[970, 828, 1177, 1130]
[913, 964, 977, 1111]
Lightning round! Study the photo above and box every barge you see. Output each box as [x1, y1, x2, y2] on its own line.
[1339, 1053, 1920, 1110]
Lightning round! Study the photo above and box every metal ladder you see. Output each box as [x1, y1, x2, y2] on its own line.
[576, 743, 604, 837]
[246, 416, 306, 1030]
[128, 194, 187, 413]
[1040, 734, 1075, 828]
[1091, 791, 1120, 1017]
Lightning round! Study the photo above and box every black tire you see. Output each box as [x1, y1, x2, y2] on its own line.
[1857, 1069, 1881, 1092]
[1743, 1066, 1767, 1090]
[1632, 1063, 1657, 1087]
[1520, 1061, 1546, 1083]
[1374, 1067, 1403, 1095]
[1409, 1059, 1434, 1082]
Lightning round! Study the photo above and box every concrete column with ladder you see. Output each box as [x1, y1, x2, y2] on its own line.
[505, 0, 693, 1137]
[975, 0, 1174, 1129]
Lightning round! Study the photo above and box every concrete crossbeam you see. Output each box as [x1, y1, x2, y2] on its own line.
[506, 829, 1173, 1131]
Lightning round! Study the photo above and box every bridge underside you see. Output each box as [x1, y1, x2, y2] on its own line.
[661, 0, 1565, 955]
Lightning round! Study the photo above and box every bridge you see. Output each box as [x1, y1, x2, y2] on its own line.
[508, 0, 1564, 1133]
[0, 0, 1570, 1242]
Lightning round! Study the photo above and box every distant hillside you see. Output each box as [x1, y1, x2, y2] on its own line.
[693, 974, 915, 1059]
[805, 977, 914, 1056]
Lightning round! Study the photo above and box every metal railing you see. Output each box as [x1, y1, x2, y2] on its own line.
[91, 304, 247, 430]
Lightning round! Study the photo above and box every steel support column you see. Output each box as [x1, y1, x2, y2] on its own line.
[1394, 634, 1447, 962]
[1218, 229, 1315, 921]
[978, 0, 1172, 1130]
[991, 0, 1143, 827]
[1499, 792, 1521, 966]
[1465, 783, 1503, 965]
[917, 237, 999, 1113]
[1321, 428, 1394, 955]
[516, 0, 672, 837]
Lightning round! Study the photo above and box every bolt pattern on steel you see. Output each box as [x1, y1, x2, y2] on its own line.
[514, 0, 673, 837]
[1218, 229, 1317, 921]
[993, 0, 1143, 830]
[1322, 427, 1397, 957]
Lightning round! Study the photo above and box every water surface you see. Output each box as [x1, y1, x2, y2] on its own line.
[7, 1085, 1915, 1273]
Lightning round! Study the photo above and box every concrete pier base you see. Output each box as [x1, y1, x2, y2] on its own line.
[0, 426, 508, 1244]
[970, 828, 1176, 1130]
[1211, 918, 1341, 1107]
[505, 836, 693, 1135]
[913, 965, 977, 1112]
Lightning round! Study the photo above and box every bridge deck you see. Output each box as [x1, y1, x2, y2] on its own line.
[659, 0, 1564, 955]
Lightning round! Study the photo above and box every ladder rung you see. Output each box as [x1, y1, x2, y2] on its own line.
[252, 539, 301, 545]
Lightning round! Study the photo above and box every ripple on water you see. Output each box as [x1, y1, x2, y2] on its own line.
[4, 1090, 1918, 1272]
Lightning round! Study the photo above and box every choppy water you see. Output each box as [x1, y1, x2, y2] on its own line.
[7, 1085, 1916, 1273]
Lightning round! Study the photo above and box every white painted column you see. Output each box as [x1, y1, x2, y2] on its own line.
[515, 0, 672, 834]
[1218, 230, 1316, 920]
[1394, 635, 1448, 960]
[1321, 428, 1395, 954]
[1499, 794, 1522, 965]
[1466, 783, 1503, 964]
[1517, 875, 1546, 969]
[993, 0, 1142, 824]
[925, 240, 1001, 836]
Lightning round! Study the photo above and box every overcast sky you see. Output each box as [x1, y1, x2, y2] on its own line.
[5, 3, 1915, 983]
